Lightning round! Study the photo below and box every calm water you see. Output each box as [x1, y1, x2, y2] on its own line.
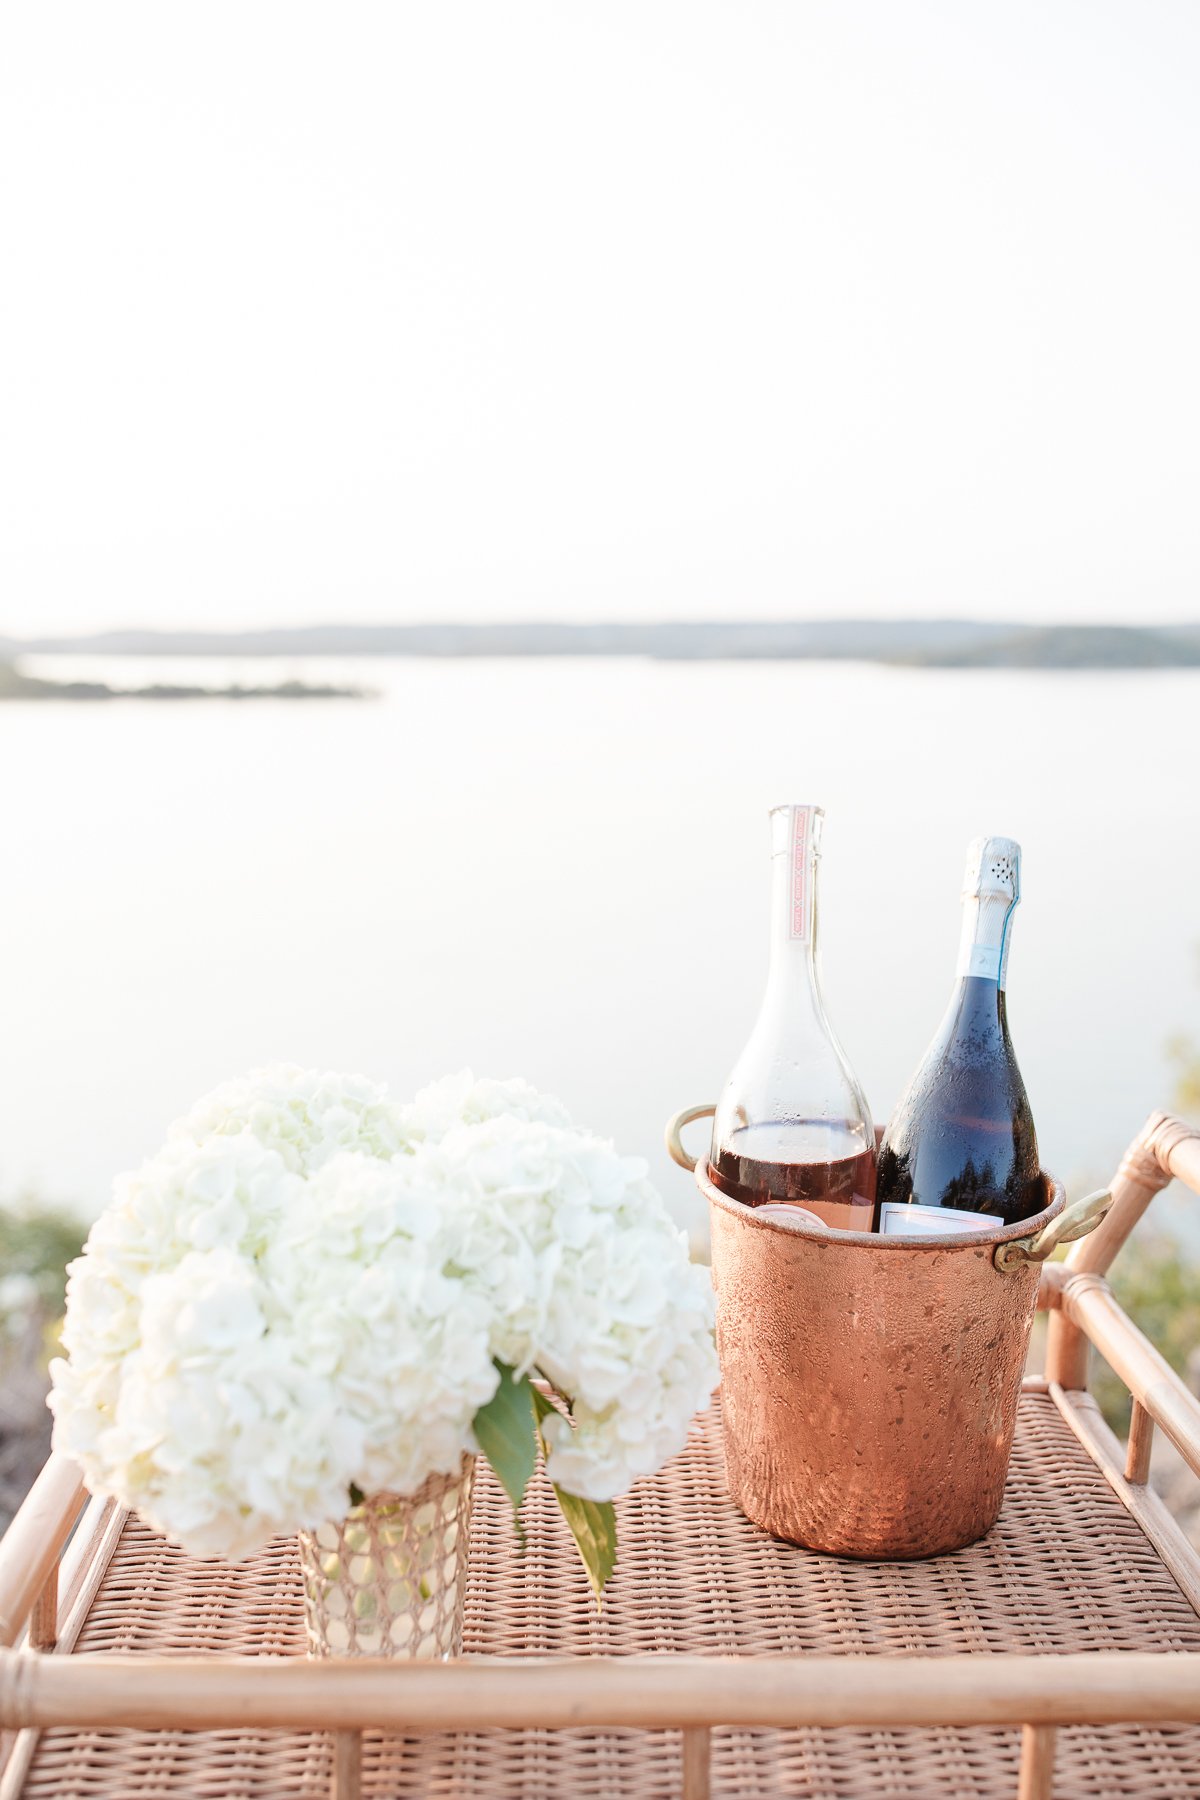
[3, 655, 1198, 1243]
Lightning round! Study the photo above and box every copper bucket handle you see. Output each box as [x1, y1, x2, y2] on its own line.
[666, 1103, 716, 1172]
[993, 1187, 1113, 1272]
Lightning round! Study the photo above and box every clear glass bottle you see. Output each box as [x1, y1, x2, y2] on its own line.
[709, 804, 876, 1230]
[874, 836, 1041, 1235]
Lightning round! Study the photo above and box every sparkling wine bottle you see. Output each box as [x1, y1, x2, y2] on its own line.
[875, 836, 1042, 1235]
[710, 804, 875, 1231]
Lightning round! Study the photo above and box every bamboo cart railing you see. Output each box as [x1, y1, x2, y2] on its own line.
[2, 1111, 1200, 1800]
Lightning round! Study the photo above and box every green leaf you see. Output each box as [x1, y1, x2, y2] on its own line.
[529, 1379, 617, 1603]
[472, 1361, 538, 1539]
[550, 1487, 618, 1604]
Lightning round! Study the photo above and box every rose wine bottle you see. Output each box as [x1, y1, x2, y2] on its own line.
[875, 836, 1042, 1236]
[710, 804, 875, 1231]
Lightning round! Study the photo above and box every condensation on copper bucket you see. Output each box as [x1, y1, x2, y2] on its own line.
[668, 1105, 1109, 1561]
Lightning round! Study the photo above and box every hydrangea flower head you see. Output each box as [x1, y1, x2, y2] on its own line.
[50, 1066, 716, 1560]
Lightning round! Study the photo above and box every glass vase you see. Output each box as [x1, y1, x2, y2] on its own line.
[297, 1455, 475, 1658]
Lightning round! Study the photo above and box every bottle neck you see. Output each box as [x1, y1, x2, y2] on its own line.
[944, 971, 1009, 1044]
[764, 805, 822, 1012]
[944, 883, 1017, 1050]
[955, 887, 1018, 990]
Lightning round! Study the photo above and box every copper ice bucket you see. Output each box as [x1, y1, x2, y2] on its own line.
[668, 1106, 1110, 1560]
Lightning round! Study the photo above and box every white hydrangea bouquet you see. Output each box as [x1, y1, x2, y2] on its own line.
[49, 1068, 717, 1609]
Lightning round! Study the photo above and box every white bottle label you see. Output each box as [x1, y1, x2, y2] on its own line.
[878, 1201, 992, 1238]
[789, 806, 811, 942]
[959, 943, 1002, 982]
[955, 876, 1018, 990]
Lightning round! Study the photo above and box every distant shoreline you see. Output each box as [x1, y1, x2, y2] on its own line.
[4, 620, 1200, 671]
[0, 664, 369, 703]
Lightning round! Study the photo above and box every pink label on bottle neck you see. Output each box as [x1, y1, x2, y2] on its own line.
[790, 806, 811, 941]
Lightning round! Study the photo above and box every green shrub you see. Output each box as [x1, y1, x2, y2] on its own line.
[1091, 1234, 1200, 1434]
[0, 1200, 86, 1347]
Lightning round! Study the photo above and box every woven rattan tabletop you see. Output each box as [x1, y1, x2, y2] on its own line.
[10, 1391, 1200, 1800]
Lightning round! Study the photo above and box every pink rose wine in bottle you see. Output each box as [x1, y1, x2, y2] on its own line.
[709, 804, 876, 1231]
[874, 836, 1041, 1235]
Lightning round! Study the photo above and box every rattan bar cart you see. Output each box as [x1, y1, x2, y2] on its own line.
[2, 1111, 1200, 1800]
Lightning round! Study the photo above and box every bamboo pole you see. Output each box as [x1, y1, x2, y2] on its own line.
[1125, 1400, 1155, 1485]
[1043, 1306, 1090, 1393]
[1036, 1265, 1067, 1310]
[3, 1651, 1200, 1734]
[0, 1457, 85, 1649]
[331, 1730, 361, 1800]
[681, 1726, 711, 1800]
[27, 1570, 56, 1655]
[1049, 1385, 1200, 1618]
[1069, 1112, 1200, 1279]
[1167, 1131, 1200, 1198]
[54, 1501, 126, 1661]
[1046, 1112, 1200, 1390]
[1034, 1268, 1064, 1313]
[1053, 1270, 1200, 1477]
[1017, 1725, 1057, 1800]
[0, 1503, 129, 1800]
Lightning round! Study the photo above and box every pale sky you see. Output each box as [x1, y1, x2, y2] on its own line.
[2, 2, 1198, 635]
